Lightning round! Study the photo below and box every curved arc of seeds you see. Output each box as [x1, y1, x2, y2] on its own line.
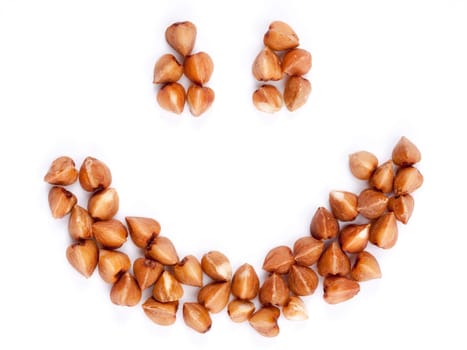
[46, 135, 423, 335]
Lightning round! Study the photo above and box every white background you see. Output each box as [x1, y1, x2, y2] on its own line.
[1, 0, 466, 348]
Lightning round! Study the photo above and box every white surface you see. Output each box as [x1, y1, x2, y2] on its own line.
[1, 0, 466, 348]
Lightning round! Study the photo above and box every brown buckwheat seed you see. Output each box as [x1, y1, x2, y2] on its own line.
[165, 21, 197, 57]
[44, 156, 78, 185]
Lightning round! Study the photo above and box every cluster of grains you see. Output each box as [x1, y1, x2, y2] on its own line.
[252, 21, 312, 113]
[154, 21, 214, 117]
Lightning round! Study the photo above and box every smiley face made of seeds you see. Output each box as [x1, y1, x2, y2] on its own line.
[43, 17, 425, 336]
